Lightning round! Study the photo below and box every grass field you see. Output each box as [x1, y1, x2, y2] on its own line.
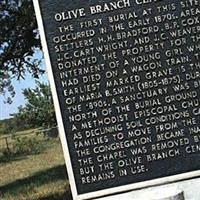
[0, 129, 42, 152]
[0, 130, 72, 200]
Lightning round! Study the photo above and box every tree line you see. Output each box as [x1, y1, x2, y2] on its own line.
[0, 0, 57, 135]
[0, 82, 57, 135]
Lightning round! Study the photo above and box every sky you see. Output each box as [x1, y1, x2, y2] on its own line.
[0, 54, 48, 120]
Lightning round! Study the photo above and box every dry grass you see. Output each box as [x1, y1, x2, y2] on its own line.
[0, 131, 72, 200]
[0, 129, 43, 152]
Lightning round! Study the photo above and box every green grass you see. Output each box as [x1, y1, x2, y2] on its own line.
[0, 130, 72, 200]
[0, 129, 41, 152]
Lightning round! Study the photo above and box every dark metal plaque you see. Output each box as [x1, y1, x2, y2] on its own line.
[34, 0, 200, 199]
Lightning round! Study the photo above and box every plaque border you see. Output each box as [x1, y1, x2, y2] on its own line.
[33, 1, 200, 199]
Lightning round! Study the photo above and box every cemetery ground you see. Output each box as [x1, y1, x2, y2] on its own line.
[0, 129, 72, 200]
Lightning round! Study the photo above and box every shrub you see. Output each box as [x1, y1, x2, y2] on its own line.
[0, 150, 11, 162]
[13, 137, 45, 155]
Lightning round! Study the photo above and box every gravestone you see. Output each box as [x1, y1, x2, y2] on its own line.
[34, 0, 200, 199]
[96, 187, 185, 200]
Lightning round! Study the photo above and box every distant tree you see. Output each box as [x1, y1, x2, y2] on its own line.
[0, 119, 12, 135]
[12, 82, 57, 129]
[0, 117, 24, 135]
[0, 0, 44, 102]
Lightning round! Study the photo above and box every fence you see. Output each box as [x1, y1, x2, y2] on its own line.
[0, 127, 58, 154]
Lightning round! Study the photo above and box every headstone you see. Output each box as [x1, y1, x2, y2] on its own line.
[154, 192, 184, 200]
[34, 0, 200, 200]
[151, 189, 185, 200]
[96, 187, 185, 200]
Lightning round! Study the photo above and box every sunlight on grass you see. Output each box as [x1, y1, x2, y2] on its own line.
[0, 131, 71, 200]
[0, 140, 65, 185]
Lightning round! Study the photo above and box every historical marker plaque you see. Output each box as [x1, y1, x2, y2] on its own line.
[34, 0, 200, 199]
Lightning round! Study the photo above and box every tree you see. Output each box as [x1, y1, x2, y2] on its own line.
[12, 82, 57, 129]
[0, 118, 14, 135]
[0, 117, 28, 135]
[0, 0, 44, 102]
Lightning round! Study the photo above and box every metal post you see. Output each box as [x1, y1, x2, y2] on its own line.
[5, 137, 10, 153]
